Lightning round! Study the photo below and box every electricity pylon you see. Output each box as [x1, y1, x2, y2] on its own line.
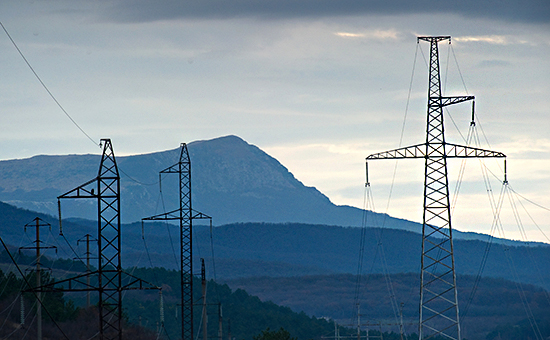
[28, 139, 159, 340]
[366, 36, 506, 339]
[143, 143, 211, 340]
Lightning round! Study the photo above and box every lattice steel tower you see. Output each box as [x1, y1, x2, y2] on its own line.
[143, 143, 211, 340]
[31, 139, 159, 340]
[366, 36, 506, 339]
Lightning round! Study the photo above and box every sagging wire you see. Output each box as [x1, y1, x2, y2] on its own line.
[450, 43, 470, 95]
[158, 173, 180, 270]
[353, 41, 422, 328]
[119, 167, 160, 186]
[443, 39, 451, 96]
[0, 278, 27, 334]
[57, 199, 94, 271]
[507, 185, 550, 243]
[461, 182, 506, 320]
[142, 221, 156, 269]
[505, 185, 550, 305]
[500, 226, 544, 340]
[466, 177, 545, 339]
[0, 235, 71, 339]
[0, 21, 99, 148]
[208, 218, 222, 304]
[351, 165, 370, 323]
[353, 163, 401, 328]
[449, 101, 476, 214]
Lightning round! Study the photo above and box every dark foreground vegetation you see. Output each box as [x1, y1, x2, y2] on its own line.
[0, 263, 339, 340]
[0, 268, 156, 339]
[1, 255, 550, 340]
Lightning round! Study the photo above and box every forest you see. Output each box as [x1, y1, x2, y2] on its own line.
[1, 258, 549, 340]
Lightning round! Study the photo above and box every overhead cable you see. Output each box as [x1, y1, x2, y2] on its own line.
[0, 20, 99, 148]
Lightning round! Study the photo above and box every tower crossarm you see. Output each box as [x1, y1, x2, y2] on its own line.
[445, 143, 506, 158]
[192, 210, 212, 220]
[438, 96, 474, 108]
[366, 143, 506, 160]
[141, 209, 211, 223]
[142, 208, 182, 221]
[24, 270, 160, 293]
[366, 143, 426, 160]
[57, 177, 99, 199]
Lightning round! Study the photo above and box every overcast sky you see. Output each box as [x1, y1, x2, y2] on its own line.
[1, 0, 549, 241]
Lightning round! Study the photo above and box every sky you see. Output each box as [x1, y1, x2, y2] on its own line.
[1, 0, 549, 242]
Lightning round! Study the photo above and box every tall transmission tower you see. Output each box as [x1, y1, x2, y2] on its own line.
[143, 142, 211, 340]
[366, 36, 506, 339]
[27, 139, 159, 340]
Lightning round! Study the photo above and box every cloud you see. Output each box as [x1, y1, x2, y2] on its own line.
[335, 29, 400, 40]
[454, 35, 511, 44]
[99, 0, 550, 24]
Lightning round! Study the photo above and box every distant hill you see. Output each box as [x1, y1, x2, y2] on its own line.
[193, 222, 550, 291]
[0, 135, 542, 247]
[1, 200, 549, 292]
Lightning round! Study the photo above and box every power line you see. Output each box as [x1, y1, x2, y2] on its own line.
[0, 20, 99, 148]
[0, 234, 71, 340]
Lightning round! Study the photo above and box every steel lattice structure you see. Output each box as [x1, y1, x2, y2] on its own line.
[57, 139, 123, 338]
[28, 139, 159, 340]
[366, 36, 506, 340]
[143, 143, 211, 340]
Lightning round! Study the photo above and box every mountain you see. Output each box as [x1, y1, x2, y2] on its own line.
[0, 135, 543, 247]
[0, 135, 369, 227]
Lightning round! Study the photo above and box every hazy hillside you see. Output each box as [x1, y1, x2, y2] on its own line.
[223, 273, 550, 340]
[2, 200, 549, 292]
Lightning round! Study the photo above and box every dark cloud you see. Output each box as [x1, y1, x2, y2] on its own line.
[103, 0, 550, 24]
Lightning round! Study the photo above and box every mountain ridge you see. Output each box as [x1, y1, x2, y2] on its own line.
[0, 135, 545, 247]
[0, 135, 408, 229]
[1, 201, 548, 291]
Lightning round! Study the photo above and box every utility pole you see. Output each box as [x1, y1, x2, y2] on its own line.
[227, 319, 232, 340]
[366, 36, 506, 340]
[357, 304, 361, 340]
[20, 217, 56, 340]
[202, 259, 208, 340]
[77, 234, 97, 307]
[399, 303, 404, 340]
[218, 303, 223, 340]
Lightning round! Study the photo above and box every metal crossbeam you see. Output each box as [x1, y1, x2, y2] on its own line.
[366, 36, 506, 340]
[31, 270, 158, 293]
[366, 143, 505, 160]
